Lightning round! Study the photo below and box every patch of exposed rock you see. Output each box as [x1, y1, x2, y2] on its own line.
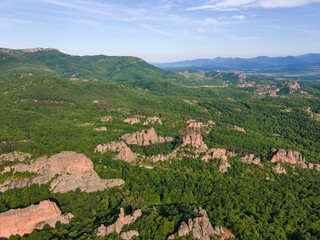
[273, 163, 287, 174]
[120, 230, 140, 240]
[240, 154, 261, 165]
[167, 208, 235, 240]
[143, 117, 162, 125]
[0, 152, 31, 163]
[182, 132, 208, 150]
[121, 128, 173, 146]
[95, 141, 139, 163]
[97, 208, 141, 237]
[0, 200, 73, 238]
[0, 151, 124, 193]
[270, 149, 320, 173]
[218, 157, 231, 173]
[234, 125, 246, 132]
[94, 127, 107, 131]
[123, 118, 140, 125]
[100, 116, 113, 122]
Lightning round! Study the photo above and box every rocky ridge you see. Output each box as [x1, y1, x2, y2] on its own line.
[0, 200, 73, 238]
[0, 151, 124, 193]
[143, 116, 162, 125]
[97, 208, 141, 238]
[168, 207, 235, 240]
[123, 118, 140, 125]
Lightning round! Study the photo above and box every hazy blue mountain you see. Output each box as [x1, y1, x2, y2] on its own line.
[154, 54, 320, 79]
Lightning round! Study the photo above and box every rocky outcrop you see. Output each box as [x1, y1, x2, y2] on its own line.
[271, 149, 306, 167]
[94, 127, 107, 131]
[0, 200, 73, 238]
[143, 117, 162, 125]
[100, 116, 113, 122]
[240, 154, 261, 165]
[270, 149, 320, 173]
[123, 118, 140, 125]
[95, 141, 139, 163]
[218, 157, 231, 173]
[273, 163, 287, 174]
[120, 230, 140, 240]
[186, 120, 204, 130]
[234, 125, 245, 132]
[121, 128, 173, 146]
[168, 208, 235, 240]
[0, 152, 31, 163]
[0, 151, 125, 193]
[182, 132, 208, 150]
[97, 208, 142, 237]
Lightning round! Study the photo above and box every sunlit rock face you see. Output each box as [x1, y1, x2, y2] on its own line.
[0, 200, 73, 238]
[0, 151, 125, 193]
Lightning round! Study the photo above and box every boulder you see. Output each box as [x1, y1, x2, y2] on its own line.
[0, 200, 73, 238]
[121, 128, 172, 146]
[0, 151, 125, 193]
[97, 208, 142, 237]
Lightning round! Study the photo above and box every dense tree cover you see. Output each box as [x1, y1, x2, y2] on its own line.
[0, 61, 320, 240]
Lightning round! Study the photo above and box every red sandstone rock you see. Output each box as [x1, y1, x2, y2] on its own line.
[95, 141, 139, 163]
[0, 152, 31, 163]
[0, 200, 73, 238]
[168, 208, 235, 240]
[0, 151, 124, 193]
[234, 125, 246, 132]
[182, 132, 208, 150]
[240, 154, 261, 165]
[121, 128, 173, 146]
[273, 163, 287, 174]
[97, 208, 142, 237]
[94, 127, 107, 131]
[120, 230, 140, 240]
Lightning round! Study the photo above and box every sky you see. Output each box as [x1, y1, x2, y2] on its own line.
[0, 0, 320, 62]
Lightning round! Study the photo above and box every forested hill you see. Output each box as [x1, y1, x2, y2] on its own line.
[0, 48, 184, 83]
[1, 48, 320, 239]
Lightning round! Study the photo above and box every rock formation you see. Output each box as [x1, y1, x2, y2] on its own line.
[95, 141, 139, 163]
[167, 208, 235, 240]
[240, 154, 261, 165]
[234, 125, 246, 132]
[182, 132, 208, 150]
[120, 230, 140, 240]
[270, 149, 320, 173]
[0, 151, 125, 193]
[97, 208, 142, 237]
[186, 120, 205, 130]
[94, 127, 107, 131]
[0, 200, 73, 238]
[123, 118, 140, 125]
[0, 152, 31, 163]
[121, 128, 173, 146]
[273, 163, 287, 174]
[143, 117, 162, 125]
[218, 157, 231, 173]
[100, 116, 113, 122]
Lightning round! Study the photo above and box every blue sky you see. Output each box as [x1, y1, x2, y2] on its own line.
[0, 0, 320, 62]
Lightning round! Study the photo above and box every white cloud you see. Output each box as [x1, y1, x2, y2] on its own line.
[188, 0, 320, 11]
[232, 15, 246, 20]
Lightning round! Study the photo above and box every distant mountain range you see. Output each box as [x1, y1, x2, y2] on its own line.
[154, 54, 320, 79]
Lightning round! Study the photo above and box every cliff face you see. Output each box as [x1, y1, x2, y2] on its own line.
[0, 151, 125, 193]
[0, 200, 73, 238]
